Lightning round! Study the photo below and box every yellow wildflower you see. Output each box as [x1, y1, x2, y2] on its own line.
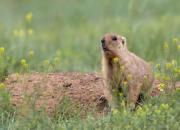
[121, 100, 125, 107]
[127, 74, 132, 80]
[120, 65, 125, 70]
[29, 50, 34, 57]
[159, 83, 165, 91]
[155, 63, 161, 69]
[173, 38, 178, 43]
[54, 57, 60, 64]
[21, 59, 28, 69]
[28, 28, 34, 35]
[165, 62, 173, 70]
[25, 12, 32, 22]
[143, 75, 147, 80]
[23, 64, 28, 69]
[119, 92, 123, 97]
[174, 68, 180, 74]
[159, 83, 165, 89]
[44, 60, 50, 66]
[137, 107, 143, 112]
[171, 59, 176, 65]
[158, 88, 164, 92]
[112, 57, 119, 63]
[19, 29, 25, 38]
[163, 42, 168, 49]
[136, 107, 145, 116]
[160, 103, 169, 110]
[123, 109, 128, 115]
[0, 83, 5, 90]
[112, 108, 118, 115]
[21, 59, 26, 65]
[123, 81, 127, 86]
[155, 109, 161, 114]
[177, 44, 180, 50]
[0, 47, 5, 55]
[15, 73, 19, 78]
[159, 88, 164, 92]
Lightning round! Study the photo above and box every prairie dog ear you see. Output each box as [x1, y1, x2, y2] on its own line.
[122, 36, 126, 45]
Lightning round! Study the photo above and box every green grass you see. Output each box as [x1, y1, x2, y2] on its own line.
[0, 0, 180, 129]
[0, 89, 179, 130]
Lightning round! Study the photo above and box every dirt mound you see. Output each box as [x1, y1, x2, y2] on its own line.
[5, 72, 179, 116]
[4, 72, 109, 116]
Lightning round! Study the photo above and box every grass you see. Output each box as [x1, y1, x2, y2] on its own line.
[0, 89, 179, 130]
[0, 0, 180, 129]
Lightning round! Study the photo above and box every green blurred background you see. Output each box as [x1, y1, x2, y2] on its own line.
[0, 0, 180, 72]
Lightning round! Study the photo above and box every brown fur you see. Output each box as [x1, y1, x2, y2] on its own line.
[101, 33, 154, 109]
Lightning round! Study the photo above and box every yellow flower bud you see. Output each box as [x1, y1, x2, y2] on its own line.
[112, 57, 119, 63]
[171, 59, 176, 65]
[119, 92, 123, 97]
[25, 12, 32, 22]
[177, 44, 180, 50]
[120, 65, 125, 70]
[23, 63, 29, 69]
[163, 42, 169, 49]
[123, 81, 127, 86]
[28, 28, 34, 35]
[21, 59, 26, 65]
[173, 38, 178, 43]
[15, 73, 19, 78]
[165, 62, 173, 70]
[54, 57, 60, 64]
[112, 108, 118, 115]
[127, 74, 132, 80]
[0, 47, 5, 55]
[143, 75, 148, 80]
[155, 64, 161, 69]
[21, 59, 28, 69]
[159, 83, 165, 89]
[0, 83, 5, 90]
[29, 50, 34, 57]
[160, 103, 169, 109]
[155, 109, 161, 114]
[19, 29, 25, 38]
[158, 83, 165, 91]
[44, 60, 50, 66]
[121, 100, 125, 107]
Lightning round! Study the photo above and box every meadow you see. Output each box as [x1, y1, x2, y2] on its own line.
[0, 0, 180, 129]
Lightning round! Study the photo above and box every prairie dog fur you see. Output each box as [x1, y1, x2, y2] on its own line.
[101, 33, 154, 109]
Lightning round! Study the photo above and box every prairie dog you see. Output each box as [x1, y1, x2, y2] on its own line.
[101, 33, 154, 109]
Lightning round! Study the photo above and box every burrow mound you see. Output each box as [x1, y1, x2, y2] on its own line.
[4, 72, 109, 116]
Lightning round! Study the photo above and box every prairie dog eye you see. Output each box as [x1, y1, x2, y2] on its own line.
[112, 36, 117, 41]
[101, 38, 105, 44]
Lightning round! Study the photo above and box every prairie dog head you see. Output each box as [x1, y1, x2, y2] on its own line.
[101, 33, 127, 58]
